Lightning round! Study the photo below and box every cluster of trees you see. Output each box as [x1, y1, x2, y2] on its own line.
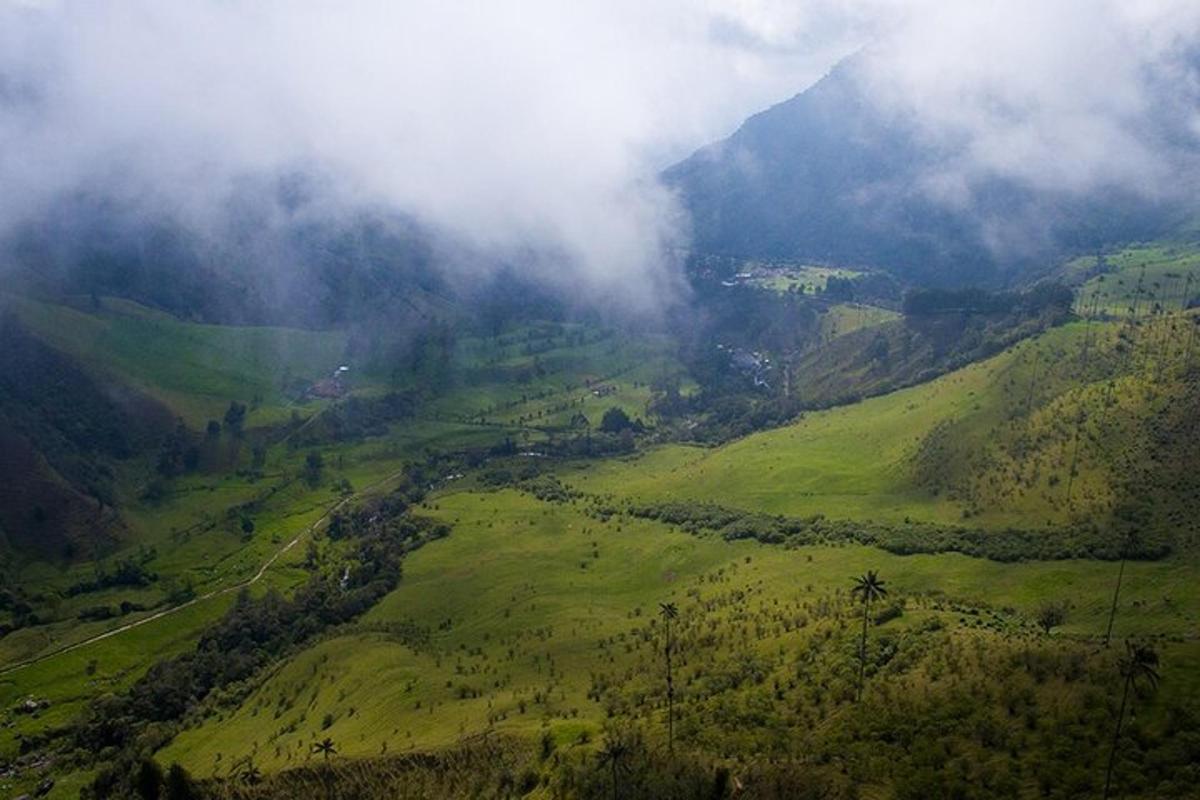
[77, 599, 146, 622]
[622, 500, 1170, 562]
[599, 572, 1176, 799]
[289, 391, 418, 447]
[155, 400, 249, 481]
[902, 282, 1074, 317]
[822, 272, 903, 306]
[65, 554, 157, 596]
[0, 586, 38, 636]
[652, 393, 806, 444]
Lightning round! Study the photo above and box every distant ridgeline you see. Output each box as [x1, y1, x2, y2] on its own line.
[665, 54, 1198, 286]
[1, 194, 568, 333]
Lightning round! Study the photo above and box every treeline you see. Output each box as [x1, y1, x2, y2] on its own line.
[653, 392, 806, 444]
[470, 467, 1172, 562]
[823, 271, 903, 306]
[619, 501, 1170, 563]
[902, 282, 1074, 317]
[289, 390, 418, 446]
[65, 554, 157, 597]
[76, 480, 447, 798]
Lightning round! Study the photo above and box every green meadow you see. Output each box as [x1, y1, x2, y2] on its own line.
[564, 315, 1197, 536]
[0, 299, 693, 788]
[160, 488, 1198, 791]
[5, 294, 348, 425]
[818, 302, 900, 340]
[1065, 243, 1200, 318]
[747, 265, 862, 295]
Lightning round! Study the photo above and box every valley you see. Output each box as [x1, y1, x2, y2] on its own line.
[1, 242, 1198, 798]
[4, 8, 1200, 794]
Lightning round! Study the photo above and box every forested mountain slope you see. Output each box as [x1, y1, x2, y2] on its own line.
[665, 58, 1197, 286]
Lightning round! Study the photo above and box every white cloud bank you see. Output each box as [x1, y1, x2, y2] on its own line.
[1, 1, 1197, 304]
[0, 1, 858, 307]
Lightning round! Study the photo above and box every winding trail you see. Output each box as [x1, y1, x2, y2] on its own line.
[0, 468, 406, 678]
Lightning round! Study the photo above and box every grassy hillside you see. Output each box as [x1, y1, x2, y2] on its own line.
[565, 316, 1200, 545]
[4, 294, 349, 426]
[4, 268, 1200, 799]
[817, 302, 899, 341]
[1063, 243, 1200, 317]
[0, 307, 691, 798]
[159, 488, 1198, 797]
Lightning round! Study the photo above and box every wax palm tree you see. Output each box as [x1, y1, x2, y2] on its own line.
[1103, 642, 1160, 800]
[312, 736, 338, 762]
[659, 602, 679, 754]
[1104, 528, 1140, 647]
[850, 571, 887, 702]
[240, 762, 263, 785]
[597, 735, 630, 800]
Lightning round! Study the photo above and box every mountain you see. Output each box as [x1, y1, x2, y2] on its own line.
[664, 57, 1195, 287]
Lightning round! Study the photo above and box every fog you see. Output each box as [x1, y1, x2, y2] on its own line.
[0, 1, 858, 310]
[1, 1, 1197, 309]
[857, 0, 1200, 203]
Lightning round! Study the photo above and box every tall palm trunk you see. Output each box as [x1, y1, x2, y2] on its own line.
[1104, 555, 1127, 647]
[1103, 672, 1133, 800]
[1064, 408, 1084, 505]
[665, 618, 675, 754]
[857, 599, 871, 702]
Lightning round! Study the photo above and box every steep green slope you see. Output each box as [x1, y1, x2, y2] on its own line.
[5, 294, 349, 426]
[1063, 243, 1200, 317]
[567, 316, 1200, 546]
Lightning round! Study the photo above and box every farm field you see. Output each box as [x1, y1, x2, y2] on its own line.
[745, 265, 863, 294]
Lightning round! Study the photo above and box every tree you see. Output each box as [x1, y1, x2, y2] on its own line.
[850, 570, 887, 702]
[240, 517, 255, 536]
[1103, 642, 1160, 799]
[659, 602, 679, 753]
[164, 763, 198, 800]
[240, 762, 263, 785]
[1036, 601, 1067, 635]
[135, 757, 163, 800]
[312, 736, 338, 762]
[305, 450, 325, 487]
[597, 734, 629, 800]
[599, 406, 634, 434]
[224, 401, 247, 437]
[1105, 528, 1140, 647]
[205, 419, 221, 440]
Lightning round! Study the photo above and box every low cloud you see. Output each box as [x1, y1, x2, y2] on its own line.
[0, 1, 853, 312]
[3, 2, 1197, 307]
[856, 1, 1200, 200]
